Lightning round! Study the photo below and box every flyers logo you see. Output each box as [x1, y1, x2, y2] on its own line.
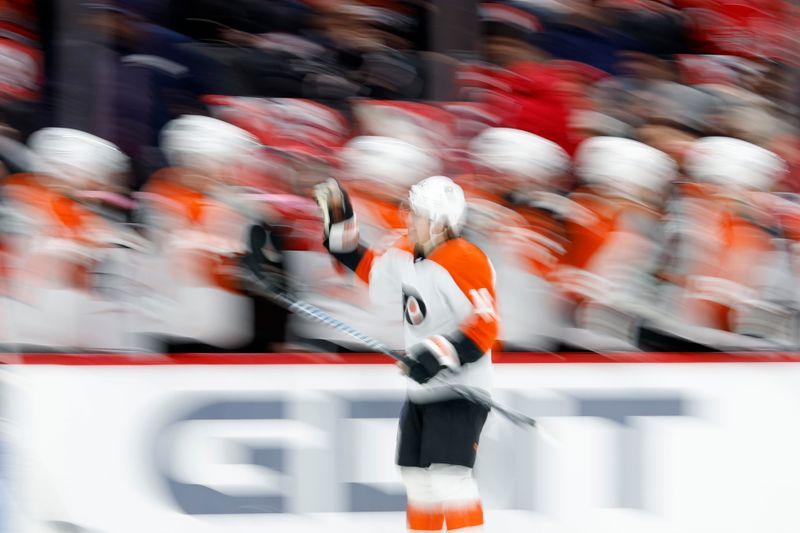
[403, 286, 427, 326]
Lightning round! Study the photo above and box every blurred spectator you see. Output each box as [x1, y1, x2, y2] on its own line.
[677, 0, 797, 62]
[169, 0, 312, 41]
[48, 1, 228, 188]
[0, 0, 42, 138]
[524, 0, 688, 74]
[458, 3, 578, 153]
[171, 1, 426, 102]
[593, 54, 721, 125]
[352, 100, 455, 160]
[311, 2, 426, 99]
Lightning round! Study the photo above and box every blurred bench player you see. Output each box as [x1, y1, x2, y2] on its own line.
[1, 128, 141, 351]
[286, 136, 440, 351]
[140, 115, 283, 352]
[315, 175, 496, 532]
[651, 136, 792, 349]
[461, 127, 571, 351]
[553, 136, 677, 350]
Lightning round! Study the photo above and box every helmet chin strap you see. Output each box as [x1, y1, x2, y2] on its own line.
[416, 223, 449, 257]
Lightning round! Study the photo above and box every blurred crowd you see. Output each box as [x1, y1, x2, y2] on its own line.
[0, 0, 796, 354]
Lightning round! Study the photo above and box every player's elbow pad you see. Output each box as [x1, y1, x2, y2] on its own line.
[445, 332, 486, 365]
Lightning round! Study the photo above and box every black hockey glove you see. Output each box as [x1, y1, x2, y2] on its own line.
[239, 222, 288, 292]
[313, 178, 359, 253]
[406, 336, 461, 384]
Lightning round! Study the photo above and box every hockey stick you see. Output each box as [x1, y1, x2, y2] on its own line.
[241, 226, 550, 434]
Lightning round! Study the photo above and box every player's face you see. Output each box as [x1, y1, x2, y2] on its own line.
[408, 212, 431, 245]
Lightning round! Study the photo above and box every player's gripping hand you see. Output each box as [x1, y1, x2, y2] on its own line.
[312, 178, 359, 253]
[405, 336, 461, 384]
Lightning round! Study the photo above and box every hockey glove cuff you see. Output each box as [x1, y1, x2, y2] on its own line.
[407, 335, 460, 384]
[313, 178, 359, 253]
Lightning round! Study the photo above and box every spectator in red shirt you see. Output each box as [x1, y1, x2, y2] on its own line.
[458, 3, 580, 154]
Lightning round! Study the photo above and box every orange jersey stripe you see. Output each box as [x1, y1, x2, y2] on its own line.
[428, 238, 498, 353]
[558, 193, 616, 270]
[717, 213, 775, 283]
[145, 173, 207, 223]
[5, 173, 101, 242]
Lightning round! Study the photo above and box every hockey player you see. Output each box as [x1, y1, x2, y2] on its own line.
[653, 136, 792, 349]
[552, 136, 677, 350]
[462, 127, 572, 350]
[288, 136, 441, 351]
[141, 115, 285, 352]
[315, 175, 495, 532]
[2, 127, 138, 350]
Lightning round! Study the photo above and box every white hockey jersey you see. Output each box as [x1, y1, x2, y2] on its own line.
[354, 236, 498, 403]
[1, 173, 150, 351]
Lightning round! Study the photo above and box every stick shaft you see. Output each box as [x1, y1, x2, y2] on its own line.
[247, 273, 539, 429]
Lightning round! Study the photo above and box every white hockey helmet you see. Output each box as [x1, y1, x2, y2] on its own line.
[574, 136, 676, 201]
[468, 127, 570, 184]
[684, 136, 786, 192]
[340, 136, 442, 190]
[28, 127, 129, 188]
[408, 175, 467, 235]
[160, 114, 260, 177]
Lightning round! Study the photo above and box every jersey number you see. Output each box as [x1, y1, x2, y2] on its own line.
[469, 288, 497, 322]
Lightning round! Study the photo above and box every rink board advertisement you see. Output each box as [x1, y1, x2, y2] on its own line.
[2, 355, 800, 533]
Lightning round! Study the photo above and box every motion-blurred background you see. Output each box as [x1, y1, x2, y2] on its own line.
[0, 0, 797, 354]
[1, 3, 800, 533]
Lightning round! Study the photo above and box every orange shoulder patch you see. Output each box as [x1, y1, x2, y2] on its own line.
[428, 238, 498, 352]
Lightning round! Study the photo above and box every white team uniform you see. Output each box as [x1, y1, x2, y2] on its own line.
[355, 235, 497, 403]
[0, 175, 150, 352]
[318, 175, 493, 532]
[136, 176, 255, 349]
